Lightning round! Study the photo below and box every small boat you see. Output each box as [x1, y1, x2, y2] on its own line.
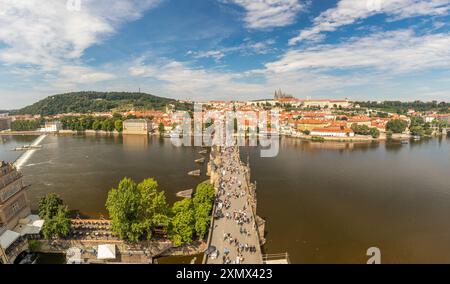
[400, 140, 409, 145]
[176, 189, 193, 198]
[198, 150, 207, 155]
[162, 133, 180, 138]
[188, 170, 201, 176]
[195, 158, 205, 164]
[13, 144, 42, 151]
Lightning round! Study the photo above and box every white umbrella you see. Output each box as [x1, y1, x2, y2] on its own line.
[97, 244, 116, 260]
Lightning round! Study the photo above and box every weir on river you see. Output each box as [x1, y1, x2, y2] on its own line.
[14, 134, 47, 169]
[204, 145, 266, 264]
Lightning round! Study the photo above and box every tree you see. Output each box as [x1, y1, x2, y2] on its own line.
[38, 194, 71, 240]
[433, 119, 448, 131]
[138, 179, 170, 231]
[114, 120, 123, 132]
[158, 122, 165, 134]
[84, 116, 94, 130]
[38, 193, 64, 220]
[11, 120, 40, 131]
[410, 116, 424, 128]
[410, 126, 424, 136]
[42, 205, 71, 239]
[386, 119, 408, 133]
[101, 120, 109, 132]
[112, 113, 123, 120]
[369, 127, 380, 139]
[106, 178, 169, 242]
[351, 123, 370, 135]
[169, 198, 195, 246]
[101, 119, 115, 132]
[192, 182, 215, 239]
[92, 120, 102, 131]
[193, 182, 215, 208]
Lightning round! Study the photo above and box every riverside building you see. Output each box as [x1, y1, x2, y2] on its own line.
[123, 119, 152, 135]
[0, 161, 41, 264]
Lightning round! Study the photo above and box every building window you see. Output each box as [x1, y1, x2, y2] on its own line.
[11, 202, 20, 214]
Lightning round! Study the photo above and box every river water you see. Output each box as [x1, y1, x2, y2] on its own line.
[1, 134, 449, 263]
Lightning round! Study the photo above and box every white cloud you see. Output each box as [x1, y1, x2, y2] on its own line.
[0, 0, 161, 74]
[289, 0, 450, 45]
[51, 65, 117, 89]
[186, 39, 276, 61]
[272, 30, 450, 74]
[126, 28, 450, 102]
[129, 58, 264, 100]
[226, 0, 305, 29]
[187, 50, 226, 61]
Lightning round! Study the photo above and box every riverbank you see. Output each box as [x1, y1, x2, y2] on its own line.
[0, 131, 44, 136]
[288, 131, 447, 143]
[159, 240, 207, 257]
[3, 129, 446, 142]
[31, 238, 206, 264]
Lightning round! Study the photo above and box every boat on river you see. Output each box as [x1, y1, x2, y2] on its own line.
[188, 170, 201, 176]
[195, 158, 205, 164]
[176, 189, 193, 198]
[13, 145, 43, 151]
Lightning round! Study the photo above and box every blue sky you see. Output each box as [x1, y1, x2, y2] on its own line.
[0, 0, 449, 108]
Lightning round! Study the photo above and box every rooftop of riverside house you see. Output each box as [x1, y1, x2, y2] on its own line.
[123, 119, 150, 123]
[0, 162, 21, 190]
[311, 127, 353, 133]
[347, 116, 372, 122]
[0, 161, 16, 177]
[297, 119, 330, 124]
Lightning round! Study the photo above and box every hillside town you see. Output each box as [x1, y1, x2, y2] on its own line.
[1, 90, 449, 142]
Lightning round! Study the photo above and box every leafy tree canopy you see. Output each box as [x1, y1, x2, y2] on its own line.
[386, 119, 408, 134]
[169, 199, 195, 246]
[38, 194, 71, 240]
[42, 205, 71, 240]
[192, 182, 215, 239]
[106, 178, 169, 242]
[38, 193, 64, 220]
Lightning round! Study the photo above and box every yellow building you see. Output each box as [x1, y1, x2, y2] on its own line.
[123, 119, 152, 135]
[346, 116, 372, 128]
[302, 99, 351, 109]
[296, 119, 331, 132]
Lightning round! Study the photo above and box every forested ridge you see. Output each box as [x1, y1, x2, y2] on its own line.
[12, 91, 192, 115]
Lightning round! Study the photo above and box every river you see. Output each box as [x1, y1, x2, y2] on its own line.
[1, 134, 449, 263]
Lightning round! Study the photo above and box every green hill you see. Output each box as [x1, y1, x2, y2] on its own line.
[13, 91, 192, 115]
